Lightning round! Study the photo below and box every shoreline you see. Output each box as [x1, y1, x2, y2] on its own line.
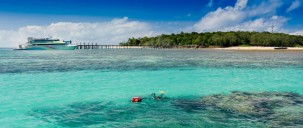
[213, 46, 303, 51]
[3, 46, 303, 51]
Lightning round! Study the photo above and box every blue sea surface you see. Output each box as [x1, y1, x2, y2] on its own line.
[0, 49, 302, 127]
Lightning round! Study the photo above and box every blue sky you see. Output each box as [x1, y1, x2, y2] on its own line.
[1, 0, 300, 28]
[0, 0, 210, 29]
[0, 0, 223, 22]
[0, 0, 303, 47]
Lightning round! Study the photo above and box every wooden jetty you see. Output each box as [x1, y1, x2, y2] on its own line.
[76, 43, 172, 49]
[76, 43, 200, 50]
[76, 43, 152, 49]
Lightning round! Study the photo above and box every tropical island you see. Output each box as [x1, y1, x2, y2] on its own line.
[120, 31, 303, 50]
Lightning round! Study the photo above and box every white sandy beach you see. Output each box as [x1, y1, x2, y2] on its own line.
[215, 47, 303, 51]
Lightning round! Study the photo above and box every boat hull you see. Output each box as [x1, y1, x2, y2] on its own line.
[20, 45, 77, 50]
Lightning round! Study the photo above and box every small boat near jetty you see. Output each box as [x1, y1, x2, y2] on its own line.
[16, 37, 77, 50]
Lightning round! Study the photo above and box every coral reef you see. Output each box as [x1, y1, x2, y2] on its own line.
[201, 91, 303, 127]
[30, 92, 303, 127]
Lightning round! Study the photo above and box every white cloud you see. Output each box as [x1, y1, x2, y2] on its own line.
[234, 0, 248, 10]
[194, 0, 248, 32]
[287, 0, 301, 12]
[290, 30, 303, 36]
[0, 17, 156, 48]
[193, 0, 286, 32]
[248, 0, 283, 16]
[221, 16, 288, 32]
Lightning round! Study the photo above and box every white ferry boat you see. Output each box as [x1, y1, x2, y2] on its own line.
[17, 37, 77, 50]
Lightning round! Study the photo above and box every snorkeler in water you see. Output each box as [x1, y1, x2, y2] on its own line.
[151, 91, 165, 100]
[131, 91, 167, 103]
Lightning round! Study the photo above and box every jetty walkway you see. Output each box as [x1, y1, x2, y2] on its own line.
[76, 43, 198, 49]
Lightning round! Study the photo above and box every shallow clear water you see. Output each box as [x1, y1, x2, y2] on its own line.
[0, 49, 303, 127]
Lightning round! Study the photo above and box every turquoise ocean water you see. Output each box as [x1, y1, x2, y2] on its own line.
[0, 49, 303, 127]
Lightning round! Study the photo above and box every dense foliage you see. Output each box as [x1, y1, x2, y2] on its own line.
[120, 31, 303, 47]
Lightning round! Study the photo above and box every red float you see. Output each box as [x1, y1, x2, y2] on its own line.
[131, 97, 142, 103]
